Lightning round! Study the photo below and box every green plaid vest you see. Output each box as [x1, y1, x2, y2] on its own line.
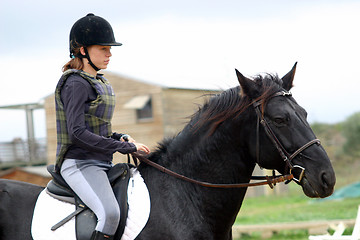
[55, 69, 116, 169]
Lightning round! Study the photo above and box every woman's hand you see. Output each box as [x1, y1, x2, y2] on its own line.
[119, 134, 136, 143]
[134, 143, 151, 155]
[127, 136, 136, 143]
[119, 134, 150, 154]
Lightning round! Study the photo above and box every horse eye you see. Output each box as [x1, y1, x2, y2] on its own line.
[273, 117, 286, 125]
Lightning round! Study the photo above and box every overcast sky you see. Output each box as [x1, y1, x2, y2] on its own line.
[1, 0, 359, 141]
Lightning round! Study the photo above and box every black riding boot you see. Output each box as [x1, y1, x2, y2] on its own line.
[90, 231, 114, 240]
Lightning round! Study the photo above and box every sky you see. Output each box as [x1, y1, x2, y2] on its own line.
[0, 0, 360, 141]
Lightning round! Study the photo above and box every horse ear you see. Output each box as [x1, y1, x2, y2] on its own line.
[281, 62, 297, 91]
[235, 69, 259, 98]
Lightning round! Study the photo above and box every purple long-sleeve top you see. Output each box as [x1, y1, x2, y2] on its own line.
[60, 74, 137, 162]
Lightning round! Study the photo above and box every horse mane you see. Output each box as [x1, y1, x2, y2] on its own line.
[192, 73, 284, 135]
[146, 73, 284, 164]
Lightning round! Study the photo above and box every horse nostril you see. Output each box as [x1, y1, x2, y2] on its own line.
[321, 171, 335, 190]
[321, 172, 329, 188]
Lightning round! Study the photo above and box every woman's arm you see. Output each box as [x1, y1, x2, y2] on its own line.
[61, 77, 137, 154]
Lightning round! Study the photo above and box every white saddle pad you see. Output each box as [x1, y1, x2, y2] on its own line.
[31, 168, 150, 240]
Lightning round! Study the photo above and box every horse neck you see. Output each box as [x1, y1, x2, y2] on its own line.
[168, 112, 256, 179]
[140, 114, 257, 234]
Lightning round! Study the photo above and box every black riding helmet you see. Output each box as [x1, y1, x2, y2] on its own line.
[69, 13, 122, 71]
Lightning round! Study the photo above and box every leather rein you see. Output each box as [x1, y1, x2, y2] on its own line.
[130, 90, 319, 189]
[131, 153, 293, 189]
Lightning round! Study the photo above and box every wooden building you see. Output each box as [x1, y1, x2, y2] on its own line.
[44, 71, 219, 164]
[2, 71, 285, 196]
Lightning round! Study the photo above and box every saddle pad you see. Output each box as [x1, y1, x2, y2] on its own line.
[121, 168, 151, 240]
[31, 168, 150, 240]
[31, 190, 76, 240]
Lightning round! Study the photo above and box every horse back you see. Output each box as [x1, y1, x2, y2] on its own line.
[0, 179, 44, 240]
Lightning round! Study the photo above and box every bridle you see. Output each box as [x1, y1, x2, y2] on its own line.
[129, 90, 320, 188]
[253, 90, 321, 183]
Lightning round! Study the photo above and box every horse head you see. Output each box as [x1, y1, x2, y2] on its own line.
[236, 63, 336, 198]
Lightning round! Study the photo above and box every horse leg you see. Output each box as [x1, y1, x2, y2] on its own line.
[0, 179, 43, 240]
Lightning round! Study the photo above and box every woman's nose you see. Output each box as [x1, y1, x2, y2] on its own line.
[107, 49, 112, 57]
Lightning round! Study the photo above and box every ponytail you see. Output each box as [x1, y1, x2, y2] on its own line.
[62, 47, 84, 72]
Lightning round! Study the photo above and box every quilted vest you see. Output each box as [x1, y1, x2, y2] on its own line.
[55, 69, 115, 170]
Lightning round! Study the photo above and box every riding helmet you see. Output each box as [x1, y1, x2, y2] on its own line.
[69, 13, 122, 57]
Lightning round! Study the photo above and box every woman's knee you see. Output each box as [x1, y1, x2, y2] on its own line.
[104, 202, 120, 223]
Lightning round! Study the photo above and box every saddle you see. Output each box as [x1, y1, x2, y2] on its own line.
[46, 163, 132, 240]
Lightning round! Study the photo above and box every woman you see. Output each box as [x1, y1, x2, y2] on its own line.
[55, 13, 150, 240]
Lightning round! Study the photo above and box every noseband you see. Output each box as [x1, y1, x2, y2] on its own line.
[253, 90, 321, 183]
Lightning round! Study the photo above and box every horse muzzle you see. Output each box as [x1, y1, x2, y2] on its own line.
[300, 169, 336, 198]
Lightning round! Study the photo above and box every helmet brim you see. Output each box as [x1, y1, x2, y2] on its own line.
[98, 42, 122, 46]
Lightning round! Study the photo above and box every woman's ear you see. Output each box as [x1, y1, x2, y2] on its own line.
[79, 47, 86, 56]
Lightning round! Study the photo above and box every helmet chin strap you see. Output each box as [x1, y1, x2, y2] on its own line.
[83, 47, 100, 72]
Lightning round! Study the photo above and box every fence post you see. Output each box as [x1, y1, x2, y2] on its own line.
[25, 105, 36, 164]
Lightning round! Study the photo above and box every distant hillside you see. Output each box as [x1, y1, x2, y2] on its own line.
[311, 112, 360, 188]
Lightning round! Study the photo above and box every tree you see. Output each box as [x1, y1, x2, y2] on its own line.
[342, 112, 360, 157]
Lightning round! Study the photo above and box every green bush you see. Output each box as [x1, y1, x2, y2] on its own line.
[342, 112, 360, 158]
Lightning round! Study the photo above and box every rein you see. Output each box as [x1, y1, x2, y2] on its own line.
[128, 90, 320, 189]
[131, 153, 293, 189]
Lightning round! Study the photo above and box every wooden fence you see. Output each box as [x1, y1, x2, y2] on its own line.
[232, 219, 356, 239]
[0, 138, 46, 169]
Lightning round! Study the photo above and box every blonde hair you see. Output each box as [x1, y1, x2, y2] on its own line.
[62, 47, 84, 72]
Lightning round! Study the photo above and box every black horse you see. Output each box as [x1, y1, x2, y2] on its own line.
[0, 63, 335, 240]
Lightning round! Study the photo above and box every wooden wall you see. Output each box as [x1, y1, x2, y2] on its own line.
[40, 72, 281, 196]
[44, 71, 220, 164]
[161, 88, 216, 137]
